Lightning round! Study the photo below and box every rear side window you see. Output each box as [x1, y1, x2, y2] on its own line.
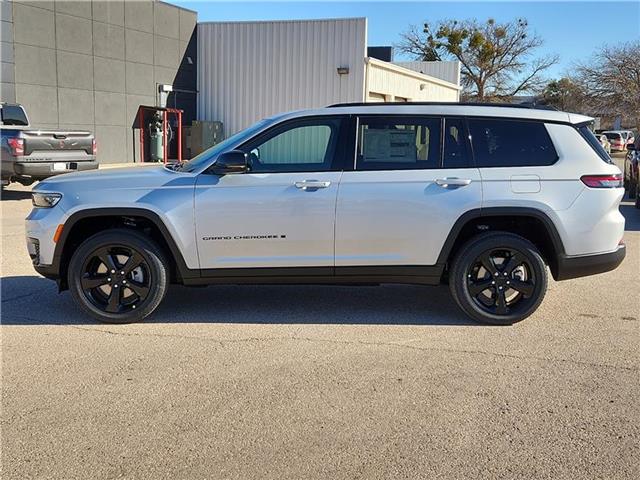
[579, 125, 613, 163]
[0, 105, 28, 126]
[356, 116, 441, 171]
[468, 118, 558, 167]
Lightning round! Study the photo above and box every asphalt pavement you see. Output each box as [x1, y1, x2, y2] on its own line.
[1, 159, 638, 479]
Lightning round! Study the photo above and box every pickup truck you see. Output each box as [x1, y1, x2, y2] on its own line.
[1, 103, 97, 186]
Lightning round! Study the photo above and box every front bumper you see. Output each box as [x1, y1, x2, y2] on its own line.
[14, 160, 98, 180]
[555, 245, 626, 281]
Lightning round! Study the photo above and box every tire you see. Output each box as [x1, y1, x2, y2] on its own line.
[68, 229, 169, 323]
[449, 232, 548, 325]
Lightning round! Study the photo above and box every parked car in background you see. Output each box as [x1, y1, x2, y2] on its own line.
[1, 103, 97, 187]
[596, 134, 611, 154]
[602, 131, 628, 152]
[26, 103, 626, 326]
[624, 139, 640, 207]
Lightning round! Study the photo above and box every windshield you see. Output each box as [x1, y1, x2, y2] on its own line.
[176, 118, 275, 173]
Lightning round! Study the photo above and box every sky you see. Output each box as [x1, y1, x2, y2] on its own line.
[172, 1, 639, 79]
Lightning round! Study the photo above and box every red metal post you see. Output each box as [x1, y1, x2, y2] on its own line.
[137, 107, 144, 163]
[177, 110, 182, 162]
[162, 110, 167, 164]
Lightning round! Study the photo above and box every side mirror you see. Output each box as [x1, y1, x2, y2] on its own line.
[210, 150, 248, 174]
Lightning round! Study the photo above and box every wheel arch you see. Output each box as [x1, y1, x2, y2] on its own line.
[52, 207, 195, 290]
[438, 207, 566, 279]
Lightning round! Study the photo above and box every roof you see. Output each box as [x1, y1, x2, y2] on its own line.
[281, 103, 593, 125]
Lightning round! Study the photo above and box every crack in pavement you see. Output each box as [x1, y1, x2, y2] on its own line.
[47, 322, 640, 374]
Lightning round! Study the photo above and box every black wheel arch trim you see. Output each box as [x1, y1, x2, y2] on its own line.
[50, 207, 196, 284]
[436, 207, 566, 276]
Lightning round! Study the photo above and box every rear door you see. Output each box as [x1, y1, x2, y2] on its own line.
[335, 115, 483, 268]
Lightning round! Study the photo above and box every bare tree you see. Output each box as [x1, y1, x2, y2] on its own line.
[397, 18, 558, 100]
[574, 41, 640, 128]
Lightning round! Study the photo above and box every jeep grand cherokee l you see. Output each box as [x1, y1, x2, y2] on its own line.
[26, 103, 626, 325]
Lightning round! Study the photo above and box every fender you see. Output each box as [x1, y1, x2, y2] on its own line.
[47, 207, 197, 282]
[436, 207, 566, 266]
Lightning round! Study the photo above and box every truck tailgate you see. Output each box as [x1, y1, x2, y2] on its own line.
[22, 130, 94, 158]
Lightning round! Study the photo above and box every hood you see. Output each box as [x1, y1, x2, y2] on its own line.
[35, 165, 188, 192]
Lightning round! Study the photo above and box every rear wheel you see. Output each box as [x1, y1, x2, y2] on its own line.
[68, 229, 168, 323]
[449, 232, 548, 325]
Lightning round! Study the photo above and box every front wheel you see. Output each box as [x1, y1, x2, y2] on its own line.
[68, 229, 169, 323]
[449, 232, 548, 325]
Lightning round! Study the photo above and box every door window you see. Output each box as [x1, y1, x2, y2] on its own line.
[443, 117, 471, 168]
[242, 118, 343, 173]
[356, 116, 441, 170]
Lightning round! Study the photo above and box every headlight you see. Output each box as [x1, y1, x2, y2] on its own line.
[32, 192, 62, 208]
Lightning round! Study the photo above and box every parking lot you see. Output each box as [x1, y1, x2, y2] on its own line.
[1, 159, 638, 479]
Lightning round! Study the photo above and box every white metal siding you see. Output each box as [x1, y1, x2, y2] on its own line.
[198, 19, 367, 136]
[393, 61, 461, 86]
[366, 58, 460, 102]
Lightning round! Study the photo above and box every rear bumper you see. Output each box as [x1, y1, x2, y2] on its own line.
[13, 160, 98, 179]
[555, 245, 626, 281]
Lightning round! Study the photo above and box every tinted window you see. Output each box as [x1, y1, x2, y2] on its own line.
[443, 117, 471, 168]
[468, 118, 558, 167]
[604, 132, 622, 140]
[242, 118, 342, 173]
[579, 125, 613, 164]
[356, 116, 441, 171]
[0, 105, 28, 126]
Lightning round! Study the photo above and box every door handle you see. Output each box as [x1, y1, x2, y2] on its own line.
[435, 177, 472, 188]
[294, 180, 331, 190]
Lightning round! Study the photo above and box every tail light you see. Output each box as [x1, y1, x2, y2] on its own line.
[581, 174, 623, 188]
[7, 138, 24, 156]
[92, 139, 97, 155]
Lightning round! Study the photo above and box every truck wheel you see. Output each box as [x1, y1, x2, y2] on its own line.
[68, 229, 168, 323]
[449, 232, 548, 325]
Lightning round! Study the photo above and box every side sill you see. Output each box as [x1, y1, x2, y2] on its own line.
[183, 275, 442, 287]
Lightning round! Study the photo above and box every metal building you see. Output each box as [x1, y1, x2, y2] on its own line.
[198, 18, 461, 135]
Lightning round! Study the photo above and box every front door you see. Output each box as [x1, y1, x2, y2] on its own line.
[335, 116, 483, 268]
[194, 116, 348, 270]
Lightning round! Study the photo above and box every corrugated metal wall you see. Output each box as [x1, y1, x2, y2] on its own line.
[366, 59, 460, 102]
[393, 61, 461, 86]
[198, 18, 367, 136]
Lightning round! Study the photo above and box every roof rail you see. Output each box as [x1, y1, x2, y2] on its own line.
[326, 101, 557, 111]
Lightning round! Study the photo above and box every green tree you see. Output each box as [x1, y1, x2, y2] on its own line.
[398, 18, 558, 100]
[540, 78, 585, 112]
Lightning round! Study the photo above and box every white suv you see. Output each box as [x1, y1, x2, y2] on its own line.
[25, 103, 626, 325]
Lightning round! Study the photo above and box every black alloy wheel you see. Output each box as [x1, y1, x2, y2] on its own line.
[69, 229, 168, 323]
[449, 232, 548, 325]
[466, 248, 536, 316]
[80, 245, 151, 314]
